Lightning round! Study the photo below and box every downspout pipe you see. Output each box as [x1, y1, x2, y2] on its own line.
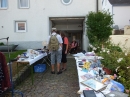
[112, 5, 114, 27]
[96, 0, 98, 12]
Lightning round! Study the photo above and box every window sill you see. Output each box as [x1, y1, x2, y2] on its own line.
[0, 8, 8, 10]
[19, 7, 29, 9]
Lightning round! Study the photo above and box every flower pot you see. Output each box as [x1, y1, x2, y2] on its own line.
[103, 67, 112, 75]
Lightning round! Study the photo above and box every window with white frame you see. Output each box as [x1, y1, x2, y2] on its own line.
[0, 0, 8, 9]
[18, 0, 29, 8]
[15, 21, 27, 32]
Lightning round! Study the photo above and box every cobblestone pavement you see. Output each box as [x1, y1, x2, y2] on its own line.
[14, 55, 80, 97]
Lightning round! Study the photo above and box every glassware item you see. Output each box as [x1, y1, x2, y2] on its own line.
[97, 75, 101, 82]
[31, 54, 34, 59]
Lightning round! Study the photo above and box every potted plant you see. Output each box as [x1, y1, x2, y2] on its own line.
[98, 47, 122, 74]
[116, 53, 130, 96]
[89, 39, 122, 74]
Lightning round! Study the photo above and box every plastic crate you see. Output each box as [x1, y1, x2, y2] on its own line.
[34, 64, 46, 73]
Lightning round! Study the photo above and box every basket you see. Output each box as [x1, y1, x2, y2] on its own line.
[34, 64, 46, 73]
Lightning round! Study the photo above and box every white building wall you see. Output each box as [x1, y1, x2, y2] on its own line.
[102, 0, 112, 14]
[98, 0, 102, 11]
[102, 0, 130, 29]
[113, 6, 130, 29]
[0, 0, 97, 50]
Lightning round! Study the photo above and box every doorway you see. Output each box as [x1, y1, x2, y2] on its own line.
[49, 17, 84, 51]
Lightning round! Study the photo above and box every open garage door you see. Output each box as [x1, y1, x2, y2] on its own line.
[49, 17, 84, 51]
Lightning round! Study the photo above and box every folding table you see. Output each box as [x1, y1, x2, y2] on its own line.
[16, 52, 47, 85]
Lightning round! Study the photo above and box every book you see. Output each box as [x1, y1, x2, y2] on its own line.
[81, 79, 107, 91]
[80, 73, 94, 80]
[79, 62, 83, 65]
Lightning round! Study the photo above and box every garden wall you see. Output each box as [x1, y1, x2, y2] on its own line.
[110, 35, 130, 51]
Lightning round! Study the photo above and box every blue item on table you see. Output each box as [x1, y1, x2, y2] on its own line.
[82, 68, 88, 73]
[34, 64, 46, 73]
[90, 60, 101, 68]
[23, 52, 27, 56]
[110, 80, 125, 92]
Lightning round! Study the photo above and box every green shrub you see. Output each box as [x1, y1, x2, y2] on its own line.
[0, 42, 4, 45]
[86, 10, 114, 44]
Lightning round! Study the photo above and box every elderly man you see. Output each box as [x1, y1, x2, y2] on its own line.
[47, 28, 63, 74]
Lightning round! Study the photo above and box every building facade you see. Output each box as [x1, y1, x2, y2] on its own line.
[0, 0, 102, 51]
[102, 0, 130, 29]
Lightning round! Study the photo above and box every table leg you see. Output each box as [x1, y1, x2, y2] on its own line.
[42, 57, 50, 66]
[31, 65, 34, 85]
[46, 60, 50, 66]
[46, 54, 51, 66]
[17, 62, 20, 83]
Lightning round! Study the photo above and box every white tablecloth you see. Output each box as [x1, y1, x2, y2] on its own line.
[75, 57, 106, 97]
[17, 52, 47, 65]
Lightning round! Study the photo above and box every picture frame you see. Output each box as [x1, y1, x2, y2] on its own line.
[81, 78, 107, 91]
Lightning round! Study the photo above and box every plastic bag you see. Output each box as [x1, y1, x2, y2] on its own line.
[110, 80, 125, 92]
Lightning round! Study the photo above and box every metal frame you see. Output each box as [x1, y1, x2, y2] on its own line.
[0, 37, 23, 97]
[42, 52, 51, 66]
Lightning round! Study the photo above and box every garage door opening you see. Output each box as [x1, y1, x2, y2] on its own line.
[49, 17, 85, 51]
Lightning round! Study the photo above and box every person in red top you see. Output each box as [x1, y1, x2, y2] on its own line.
[60, 31, 69, 71]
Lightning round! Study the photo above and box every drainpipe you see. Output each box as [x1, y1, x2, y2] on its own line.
[96, 0, 98, 12]
[112, 5, 113, 28]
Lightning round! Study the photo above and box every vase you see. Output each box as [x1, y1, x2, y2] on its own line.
[103, 67, 112, 75]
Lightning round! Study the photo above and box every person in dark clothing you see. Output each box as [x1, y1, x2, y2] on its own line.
[69, 39, 78, 54]
[60, 31, 69, 71]
[0, 52, 11, 94]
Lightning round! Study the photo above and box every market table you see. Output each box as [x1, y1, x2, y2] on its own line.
[16, 52, 47, 85]
[74, 53, 128, 97]
[75, 57, 106, 97]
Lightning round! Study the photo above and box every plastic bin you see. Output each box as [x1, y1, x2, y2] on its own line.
[34, 64, 46, 73]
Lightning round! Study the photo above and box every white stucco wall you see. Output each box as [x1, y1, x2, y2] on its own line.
[102, 0, 112, 14]
[110, 35, 130, 51]
[0, 0, 97, 50]
[113, 6, 130, 29]
[98, 0, 102, 11]
[102, 0, 130, 30]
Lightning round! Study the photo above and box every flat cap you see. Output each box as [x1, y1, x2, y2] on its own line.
[52, 28, 57, 31]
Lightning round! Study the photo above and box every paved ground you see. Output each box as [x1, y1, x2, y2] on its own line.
[14, 55, 80, 97]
